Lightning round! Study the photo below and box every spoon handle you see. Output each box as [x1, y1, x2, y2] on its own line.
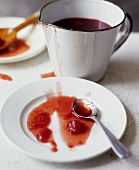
[14, 11, 40, 32]
[92, 116, 130, 158]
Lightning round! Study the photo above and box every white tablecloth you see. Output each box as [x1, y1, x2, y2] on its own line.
[0, 33, 139, 170]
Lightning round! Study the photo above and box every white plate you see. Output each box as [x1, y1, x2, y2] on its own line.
[0, 17, 46, 63]
[0, 77, 127, 162]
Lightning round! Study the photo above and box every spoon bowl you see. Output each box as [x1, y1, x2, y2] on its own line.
[73, 99, 98, 118]
[0, 28, 16, 50]
[72, 98, 130, 158]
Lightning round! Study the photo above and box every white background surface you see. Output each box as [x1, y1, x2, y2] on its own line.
[0, 33, 139, 169]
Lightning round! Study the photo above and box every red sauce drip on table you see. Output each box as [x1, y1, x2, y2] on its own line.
[41, 72, 55, 78]
[27, 96, 94, 152]
[0, 39, 30, 57]
[0, 73, 12, 81]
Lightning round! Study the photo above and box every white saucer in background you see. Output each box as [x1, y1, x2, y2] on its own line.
[0, 17, 46, 63]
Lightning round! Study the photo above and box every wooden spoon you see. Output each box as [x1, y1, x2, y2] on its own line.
[0, 11, 40, 50]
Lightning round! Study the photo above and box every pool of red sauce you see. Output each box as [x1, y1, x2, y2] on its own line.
[0, 73, 12, 81]
[27, 96, 94, 152]
[0, 39, 30, 57]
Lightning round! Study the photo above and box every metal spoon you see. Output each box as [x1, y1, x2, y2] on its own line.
[0, 11, 39, 50]
[72, 99, 130, 158]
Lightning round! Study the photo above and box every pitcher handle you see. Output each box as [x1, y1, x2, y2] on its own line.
[113, 13, 132, 52]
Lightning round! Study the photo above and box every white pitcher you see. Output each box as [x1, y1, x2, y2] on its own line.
[39, 0, 132, 82]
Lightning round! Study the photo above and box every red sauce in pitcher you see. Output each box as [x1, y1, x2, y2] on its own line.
[52, 18, 111, 31]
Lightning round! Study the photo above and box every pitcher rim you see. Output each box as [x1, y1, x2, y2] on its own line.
[39, 0, 128, 33]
